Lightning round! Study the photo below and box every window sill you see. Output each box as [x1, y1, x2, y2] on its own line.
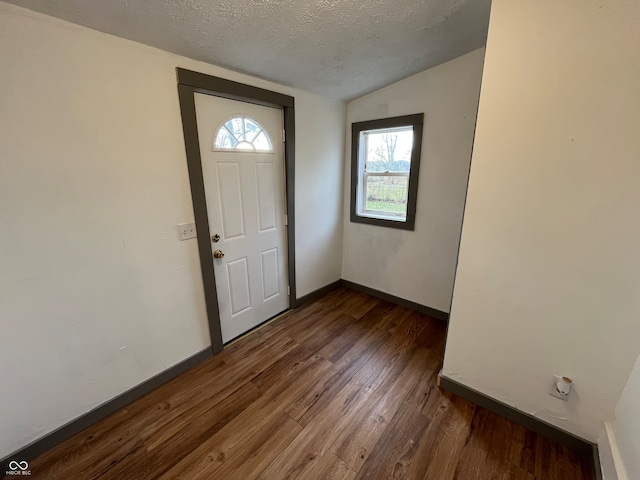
[350, 212, 415, 231]
[359, 211, 406, 222]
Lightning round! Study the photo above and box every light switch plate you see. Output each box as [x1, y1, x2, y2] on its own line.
[178, 222, 196, 241]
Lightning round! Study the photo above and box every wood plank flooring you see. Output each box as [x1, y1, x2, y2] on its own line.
[24, 288, 594, 479]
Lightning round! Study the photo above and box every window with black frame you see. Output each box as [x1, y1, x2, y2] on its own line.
[350, 113, 424, 230]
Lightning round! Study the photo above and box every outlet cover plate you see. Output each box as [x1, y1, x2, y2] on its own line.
[549, 374, 569, 401]
[178, 222, 196, 241]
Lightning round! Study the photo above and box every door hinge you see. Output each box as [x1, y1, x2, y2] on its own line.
[284, 214, 288, 226]
[283, 128, 286, 142]
[287, 286, 291, 296]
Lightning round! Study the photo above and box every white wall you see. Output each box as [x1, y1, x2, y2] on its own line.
[0, 1, 344, 458]
[341, 49, 485, 313]
[295, 96, 345, 297]
[604, 354, 640, 479]
[443, 0, 640, 441]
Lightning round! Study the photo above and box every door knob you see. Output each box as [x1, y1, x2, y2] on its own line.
[213, 249, 225, 259]
[211, 234, 220, 243]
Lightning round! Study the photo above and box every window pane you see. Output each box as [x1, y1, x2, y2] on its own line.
[225, 118, 245, 140]
[365, 128, 413, 173]
[236, 141, 255, 150]
[253, 131, 272, 151]
[365, 175, 409, 217]
[244, 118, 261, 142]
[215, 127, 238, 148]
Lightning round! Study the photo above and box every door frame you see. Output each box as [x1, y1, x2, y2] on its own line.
[176, 68, 297, 354]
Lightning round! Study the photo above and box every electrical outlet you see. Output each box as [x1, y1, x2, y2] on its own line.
[549, 374, 569, 401]
[177, 222, 196, 241]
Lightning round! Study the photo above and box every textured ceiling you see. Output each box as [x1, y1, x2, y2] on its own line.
[5, 0, 491, 100]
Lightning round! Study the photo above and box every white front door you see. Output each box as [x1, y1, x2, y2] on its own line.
[194, 93, 289, 343]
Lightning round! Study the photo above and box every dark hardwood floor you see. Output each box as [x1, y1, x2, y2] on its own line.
[24, 288, 594, 479]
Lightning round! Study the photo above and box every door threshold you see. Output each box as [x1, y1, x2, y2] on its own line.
[223, 309, 291, 347]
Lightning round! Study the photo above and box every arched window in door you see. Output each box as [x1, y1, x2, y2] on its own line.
[213, 115, 274, 152]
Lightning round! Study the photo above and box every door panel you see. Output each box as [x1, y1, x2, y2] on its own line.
[226, 257, 251, 315]
[256, 163, 277, 232]
[260, 248, 280, 301]
[194, 92, 289, 343]
[217, 162, 245, 240]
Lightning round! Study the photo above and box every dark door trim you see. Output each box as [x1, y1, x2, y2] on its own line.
[176, 68, 297, 354]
